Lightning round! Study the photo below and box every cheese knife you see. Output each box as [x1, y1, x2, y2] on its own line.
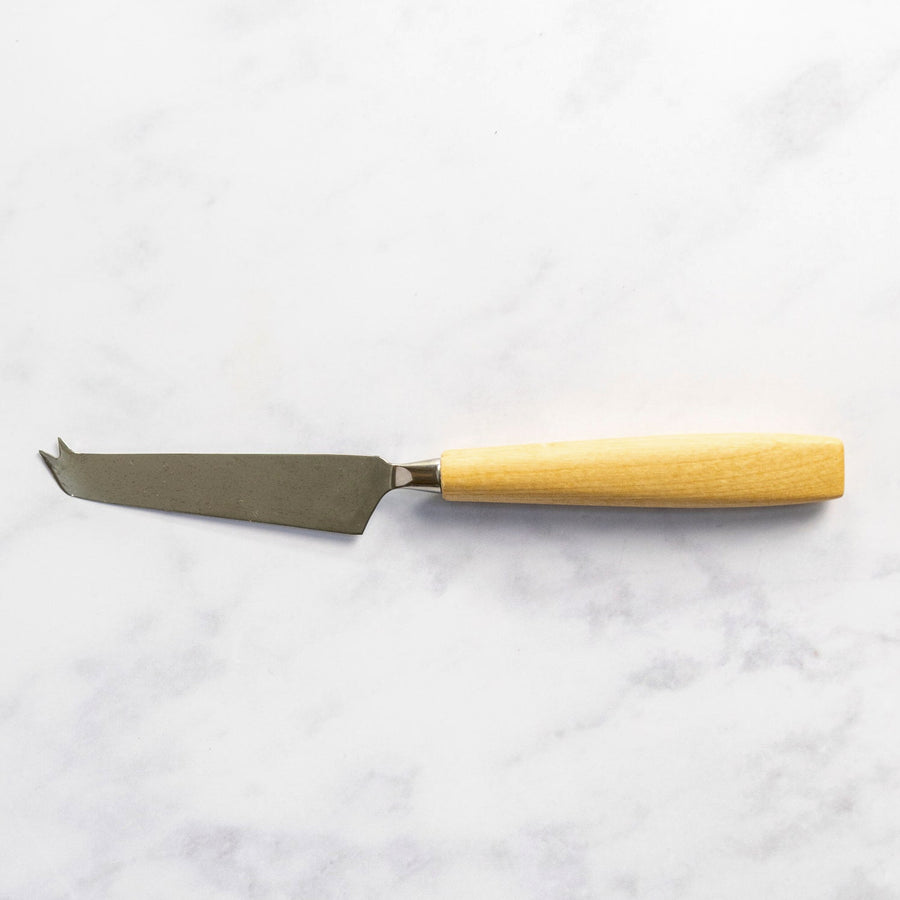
[40, 433, 844, 534]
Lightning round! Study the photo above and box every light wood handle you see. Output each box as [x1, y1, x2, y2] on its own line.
[440, 433, 844, 507]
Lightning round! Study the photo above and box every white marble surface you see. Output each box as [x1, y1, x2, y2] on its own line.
[3, 0, 900, 896]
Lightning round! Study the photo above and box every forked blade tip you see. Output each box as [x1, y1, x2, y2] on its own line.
[39, 437, 74, 460]
[39, 438, 76, 495]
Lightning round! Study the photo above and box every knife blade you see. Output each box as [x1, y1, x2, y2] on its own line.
[40, 433, 844, 534]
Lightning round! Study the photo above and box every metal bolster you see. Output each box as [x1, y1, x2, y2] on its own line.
[392, 458, 441, 493]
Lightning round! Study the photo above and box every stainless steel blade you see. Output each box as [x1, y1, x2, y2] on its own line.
[40, 439, 396, 534]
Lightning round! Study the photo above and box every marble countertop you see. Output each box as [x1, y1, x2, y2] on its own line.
[3, 1, 900, 897]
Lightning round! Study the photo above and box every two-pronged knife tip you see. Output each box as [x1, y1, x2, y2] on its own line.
[39, 438, 74, 494]
[39, 437, 72, 461]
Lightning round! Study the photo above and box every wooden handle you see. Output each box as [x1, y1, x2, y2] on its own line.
[440, 433, 844, 507]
